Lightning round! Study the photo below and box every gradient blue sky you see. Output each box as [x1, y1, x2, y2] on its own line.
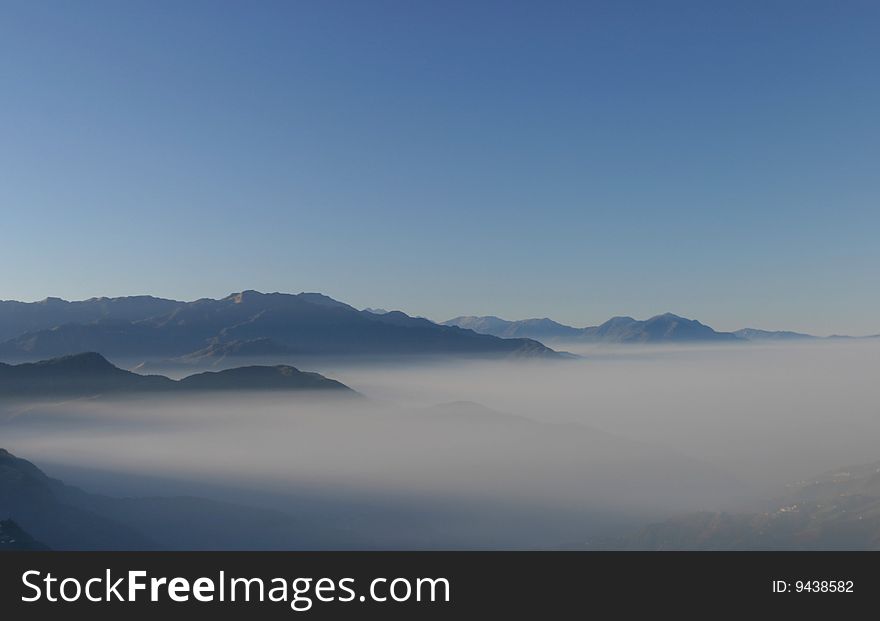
[2, 1, 878, 334]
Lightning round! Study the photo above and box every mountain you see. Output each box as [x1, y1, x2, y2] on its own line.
[0, 519, 49, 550]
[0, 296, 184, 343]
[0, 352, 175, 396]
[177, 338, 296, 365]
[0, 352, 354, 399]
[445, 313, 742, 343]
[0, 291, 559, 361]
[733, 328, 816, 341]
[619, 460, 880, 550]
[444, 316, 583, 340]
[0, 448, 356, 550]
[177, 365, 352, 392]
[0, 447, 158, 549]
[583, 313, 741, 343]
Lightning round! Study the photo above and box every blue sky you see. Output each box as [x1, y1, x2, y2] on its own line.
[1, 1, 878, 334]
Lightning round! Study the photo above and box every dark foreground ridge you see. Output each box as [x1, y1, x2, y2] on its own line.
[0, 519, 49, 550]
[0, 352, 355, 398]
[0, 448, 357, 550]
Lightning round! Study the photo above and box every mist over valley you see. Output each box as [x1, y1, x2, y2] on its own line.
[2, 292, 878, 550]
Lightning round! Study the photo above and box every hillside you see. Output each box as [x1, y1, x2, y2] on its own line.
[177, 365, 353, 392]
[0, 448, 356, 550]
[733, 328, 816, 341]
[0, 519, 49, 550]
[0, 352, 354, 399]
[0, 291, 559, 361]
[0, 296, 184, 342]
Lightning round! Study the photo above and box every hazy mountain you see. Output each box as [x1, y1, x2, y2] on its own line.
[444, 316, 583, 340]
[0, 447, 158, 549]
[445, 315, 875, 343]
[0, 295, 184, 343]
[619, 460, 880, 550]
[0, 291, 559, 361]
[177, 365, 353, 392]
[0, 448, 356, 550]
[584, 313, 741, 343]
[0, 352, 175, 396]
[445, 313, 742, 343]
[733, 328, 816, 341]
[177, 338, 296, 363]
[0, 519, 49, 550]
[0, 352, 354, 399]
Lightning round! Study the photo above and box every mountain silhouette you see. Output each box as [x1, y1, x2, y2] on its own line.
[445, 312, 742, 343]
[0, 352, 354, 398]
[177, 365, 352, 392]
[0, 291, 559, 361]
[0, 448, 357, 550]
[0, 519, 49, 550]
[0, 352, 175, 396]
[444, 316, 583, 340]
[733, 328, 816, 341]
[0, 295, 184, 343]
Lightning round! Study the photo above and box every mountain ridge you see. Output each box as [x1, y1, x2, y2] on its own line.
[0, 352, 354, 398]
[445, 312, 742, 343]
[0, 291, 560, 362]
[0, 519, 49, 550]
[445, 314, 877, 343]
[0, 448, 356, 550]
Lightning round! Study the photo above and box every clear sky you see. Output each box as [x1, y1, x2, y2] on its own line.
[1, 1, 878, 335]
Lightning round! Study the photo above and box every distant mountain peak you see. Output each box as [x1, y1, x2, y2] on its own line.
[177, 364, 354, 392]
[733, 328, 816, 341]
[33, 351, 118, 372]
[601, 316, 637, 325]
[227, 290, 264, 304]
[363, 308, 389, 315]
[445, 312, 740, 343]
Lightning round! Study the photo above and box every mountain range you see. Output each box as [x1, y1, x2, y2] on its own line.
[445, 313, 743, 343]
[1, 292, 874, 364]
[445, 314, 878, 343]
[0, 291, 558, 362]
[0, 295, 184, 343]
[0, 352, 353, 399]
[731, 328, 815, 341]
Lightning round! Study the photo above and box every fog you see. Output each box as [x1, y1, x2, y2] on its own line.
[328, 340, 880, 487]
[3, 340, 879, 548]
